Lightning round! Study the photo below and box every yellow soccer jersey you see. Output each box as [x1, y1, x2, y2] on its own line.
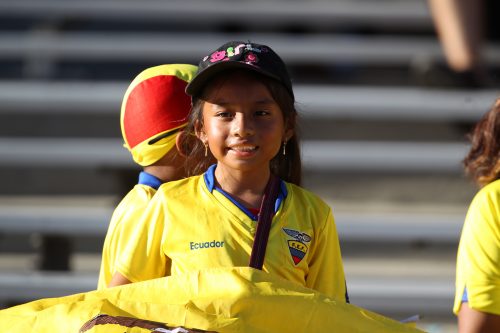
[97, 172, 162, 290]
[454, 179, 500, 315]
[116, 165, 348, 302]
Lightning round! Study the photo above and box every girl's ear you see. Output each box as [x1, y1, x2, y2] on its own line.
[194, 119, 207, 142]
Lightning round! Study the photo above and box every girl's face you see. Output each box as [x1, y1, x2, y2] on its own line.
[196, 71, 292, 177]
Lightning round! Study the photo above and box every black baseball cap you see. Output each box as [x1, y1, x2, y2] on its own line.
[186, 41, 294, 100]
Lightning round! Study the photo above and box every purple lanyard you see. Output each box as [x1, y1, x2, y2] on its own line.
[249, 174, 280, 270]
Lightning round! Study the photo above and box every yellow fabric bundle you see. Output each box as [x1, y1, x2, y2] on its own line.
[0, 267, 424, 333]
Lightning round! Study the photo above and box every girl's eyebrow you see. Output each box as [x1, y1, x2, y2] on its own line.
[213, 99, 276, 106]
[254, 99, 276, 105]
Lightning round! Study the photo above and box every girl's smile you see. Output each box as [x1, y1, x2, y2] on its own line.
[227, 144, 258, 156]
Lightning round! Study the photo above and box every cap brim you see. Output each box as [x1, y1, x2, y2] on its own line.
[185, 61, 282, 97]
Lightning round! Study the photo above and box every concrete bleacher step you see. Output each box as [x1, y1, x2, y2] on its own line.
[0, 137, 468, 173]
[303, 140, 467, 173]
[0, 32, 443, 65]
[0, 196, 465, 243]
[0, 204, 112, 236]
[1, 81, 496, 121]
[3, 32, 500, 68]
[0, 0, 433, 31]
[334, 209, 463, 243]
[0, 272, 97, 301]
[348, 276, 454, 316]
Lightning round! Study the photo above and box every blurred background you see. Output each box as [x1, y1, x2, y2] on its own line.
[0, 0, 499, 332]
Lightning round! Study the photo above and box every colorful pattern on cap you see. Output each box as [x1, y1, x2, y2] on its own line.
[186, 41, 294, 99]
[203, 43, 268, 64]
[120, 64, 197, 166]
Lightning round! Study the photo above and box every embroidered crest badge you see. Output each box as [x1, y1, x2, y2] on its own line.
[283, 228, 311, 265]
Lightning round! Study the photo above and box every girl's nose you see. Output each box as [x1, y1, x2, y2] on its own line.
[232, 113, 255, 137]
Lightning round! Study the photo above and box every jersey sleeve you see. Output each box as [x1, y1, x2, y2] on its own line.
[305, 208, 348, 302]
[115, 191, 170, 283]
[454, 183, 500, 315]
[97, 186, 154, 289]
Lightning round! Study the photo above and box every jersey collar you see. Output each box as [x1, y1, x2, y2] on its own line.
[138, 171, 163, 190]
[203, 164, 287, 220]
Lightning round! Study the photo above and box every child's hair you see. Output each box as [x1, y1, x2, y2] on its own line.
[183, 41, 302, 185]
[463, 98, 500, 187]
[120, 64, 197, 167]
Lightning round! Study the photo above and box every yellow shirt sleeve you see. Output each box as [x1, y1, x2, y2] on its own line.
[97, 184, 157, 289]
[454, 180, 500, 315]
[115, 189, 170, 283]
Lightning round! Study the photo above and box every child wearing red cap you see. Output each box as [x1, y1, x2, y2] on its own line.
[97, 64, 198, 289]
[110, 42, 348, 303]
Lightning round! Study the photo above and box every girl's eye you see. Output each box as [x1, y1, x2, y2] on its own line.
[255, 110, 270, 116]
[215, 111, 232, 118]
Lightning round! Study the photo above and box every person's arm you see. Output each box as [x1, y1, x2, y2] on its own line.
[108, 271, 132, 287]
[458, 302, 500, 333]
[427, 0, 483, 72]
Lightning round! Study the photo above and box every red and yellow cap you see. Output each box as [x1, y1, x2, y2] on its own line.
[120, 64, 197, 166]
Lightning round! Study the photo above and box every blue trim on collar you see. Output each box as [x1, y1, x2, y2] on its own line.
[218, 187, 258, 220]
[138, 171, 163, 190]
[276, 181, 287, 212]
[204, 164, 217, 192]
[203, 164, 287, 220]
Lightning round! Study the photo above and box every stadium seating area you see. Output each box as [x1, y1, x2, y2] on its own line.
[1, 1, 499, 331]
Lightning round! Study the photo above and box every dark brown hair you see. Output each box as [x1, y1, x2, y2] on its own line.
[463, 98, 500, 187]
[183, 70, 302, 186]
